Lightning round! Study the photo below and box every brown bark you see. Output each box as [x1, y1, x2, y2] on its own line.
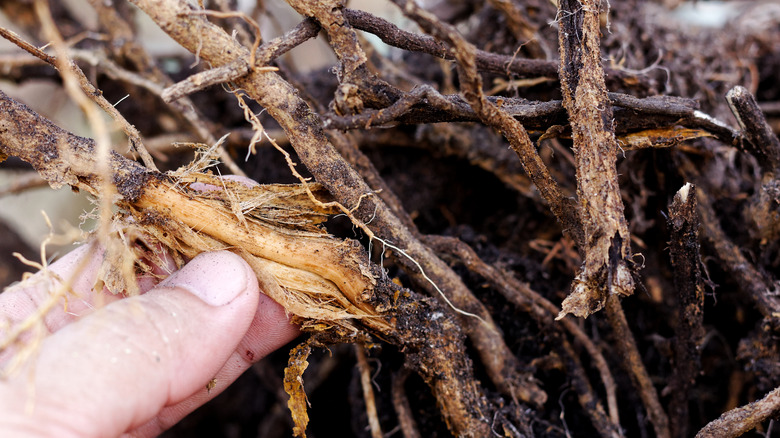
[667, 183, 704, 438]
[556, 0, 635, 319]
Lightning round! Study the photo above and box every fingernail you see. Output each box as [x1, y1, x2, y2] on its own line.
[158, 251, 250, 306]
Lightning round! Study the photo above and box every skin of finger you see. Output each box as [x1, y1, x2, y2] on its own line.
[0, 242, 176, 364]
[0, 243, 119, 364]
[0, 253, 261, 438]
[0, 174, 259, 342]
[125, 293, 300, 437]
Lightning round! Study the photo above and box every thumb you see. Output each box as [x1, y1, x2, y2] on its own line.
[0, 251, 264, 437]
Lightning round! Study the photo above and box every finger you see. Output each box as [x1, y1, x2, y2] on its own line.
[0, 173, 260, 338]
[0, 242, 117, 344]
[0, 240, 173, 353]
[0, 251, 264, 437]
[127, 293, 300, 437]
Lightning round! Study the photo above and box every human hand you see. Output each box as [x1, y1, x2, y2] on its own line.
[0, 243, 300, 437]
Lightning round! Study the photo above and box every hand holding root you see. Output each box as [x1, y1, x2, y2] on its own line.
[0, 88, 497, 437]
[0, 245, 298, 437]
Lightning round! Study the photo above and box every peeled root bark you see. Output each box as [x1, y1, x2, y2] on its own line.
[0, 87, 498, 438]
